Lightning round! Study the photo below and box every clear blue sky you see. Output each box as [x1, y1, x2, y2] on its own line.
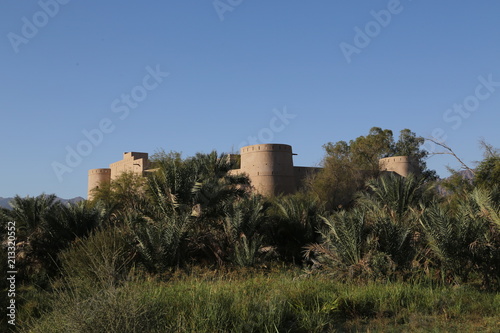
[1, 0, 499, 199]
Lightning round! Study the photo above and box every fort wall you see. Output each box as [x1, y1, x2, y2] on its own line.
[87, 152, 148, 198]
[293, 166, 322, 190]
[88, 146, 419, 199]
[87, 168, 111, 200]
[238, 144, 296, 196]
[379, 156, 417, 177]
[109, 152, 149, 180]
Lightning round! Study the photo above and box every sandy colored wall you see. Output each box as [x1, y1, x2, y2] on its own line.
[293, 166, 322, 190]
[109, 152, 149, 180]
[379, 156, 416, 177]
[87, 168, 111, 200]
[239, 144, 296, 196]
[88, 152, 149, 199]
[88, 146, 419, 200]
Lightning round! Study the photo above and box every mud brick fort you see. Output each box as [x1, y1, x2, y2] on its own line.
[88, 143, 415, 199]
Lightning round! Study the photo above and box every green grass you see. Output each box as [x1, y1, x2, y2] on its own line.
[19, 269, 500, 333]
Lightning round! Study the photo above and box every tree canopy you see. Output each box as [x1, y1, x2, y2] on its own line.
[309, 127, 435, 209]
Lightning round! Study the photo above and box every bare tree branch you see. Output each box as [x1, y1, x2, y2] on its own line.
[426, 138, 475, 175]
[478, 138, 498, 158]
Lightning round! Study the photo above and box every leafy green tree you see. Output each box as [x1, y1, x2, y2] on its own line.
[0, 207, 12, 239]
[309, 139, 368, 209]
[347, 127, 395, 170]
[440, 168, 474, 194]
[439, 167, 475, 213]
[440, 142, 498, 210]
[474, 142, 500, 203]
[309, 127, 435, 209]
[475, 156, 500, 188]
[58, 227, 134, 290]
[90, 171, 149, 222]
[395, 129, 436, 179]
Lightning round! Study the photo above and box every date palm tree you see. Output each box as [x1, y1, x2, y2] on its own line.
[272, 193, 325, 262]
[147, 151, 197, 215]
[420, 188, 500, 287]
[144, 151, 251, 267]
[306, 174, 435, 278]
[189, 151, 249, 219]
[9, 195, 106, 280]
[223, 195, 268, 266]
[356, 173, 434, 268]
[9, 194, 58, 237]
[304, 208, 376, 279]
[127, 211, 191, 273]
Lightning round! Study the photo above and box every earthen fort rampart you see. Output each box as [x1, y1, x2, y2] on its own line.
[88, 144, 416, 199]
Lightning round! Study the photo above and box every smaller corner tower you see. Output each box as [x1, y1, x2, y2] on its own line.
[87, 168, 111, 200]
[87, 152, 150, 200]
[379, 156, 417, 177]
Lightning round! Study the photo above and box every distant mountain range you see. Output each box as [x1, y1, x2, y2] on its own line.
[456, 169, 475, 180]
[0, 196, 85, 210]
[435, 169, 475, 196]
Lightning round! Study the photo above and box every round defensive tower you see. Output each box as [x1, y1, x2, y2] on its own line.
[88, 168, 111, 200]
[379, 156, 417, 177]
[240, 143, 296, 196]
